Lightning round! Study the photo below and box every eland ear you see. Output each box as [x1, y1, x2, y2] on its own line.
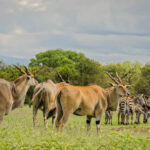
[140, 94, 143, 97]
[27, 76, 30, 80]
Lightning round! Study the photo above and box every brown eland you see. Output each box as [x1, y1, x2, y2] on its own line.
[0, 65, 38, 124]
[29, 72, 68, 128]
[55, 72, 130, 133]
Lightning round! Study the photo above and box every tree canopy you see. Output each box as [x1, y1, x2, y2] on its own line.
[0, 49, 149, 103]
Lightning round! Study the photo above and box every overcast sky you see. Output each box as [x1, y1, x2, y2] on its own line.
[0, 0, 150, 64]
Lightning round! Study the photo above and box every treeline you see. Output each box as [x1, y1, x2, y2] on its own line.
[0, 49, 150, 103]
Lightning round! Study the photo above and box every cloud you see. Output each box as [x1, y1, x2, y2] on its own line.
[15, 0, 47, 12]
[0, 0, 150, 64]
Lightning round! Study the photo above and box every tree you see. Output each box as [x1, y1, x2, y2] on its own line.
[0, 61, 5, 71]
[0, 65, 21, 81]
[29, 49, 102, 85]
[29, 49, 86, 68]
[103, 61, 142, 94]
[0, 49, 148, 105]
[135, 63, 150, 95]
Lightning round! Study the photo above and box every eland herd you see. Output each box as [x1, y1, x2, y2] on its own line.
[0, 65, 149, 134]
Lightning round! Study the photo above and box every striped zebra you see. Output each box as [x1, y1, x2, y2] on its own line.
[118, 96, 145, 125]
[134, 94, 147, 124]
[118, 97, 130, 125]
[147, 112, 150, 122]
[126, 97, 135, 124]
[105, 110, 113, 125]
[142, 95, 150, 124]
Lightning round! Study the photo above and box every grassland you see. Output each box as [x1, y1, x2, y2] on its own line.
[0, 106, 150, 150]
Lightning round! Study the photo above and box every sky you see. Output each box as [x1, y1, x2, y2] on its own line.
[0, 0, 150, 64]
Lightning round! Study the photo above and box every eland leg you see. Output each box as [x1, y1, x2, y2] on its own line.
[0, 111, 5, 125]
[55, 104, 63, 130]
[95, 108, 104, 134]
[43, 107, 49, 129]
[33, 106, 38, 127]
[52, 115, 56, 128]
[59, 111, 71, 132]
[86, 116, 92, 131]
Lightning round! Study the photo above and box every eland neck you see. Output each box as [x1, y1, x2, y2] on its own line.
[12, 75, 30, 109]
[106, 87, 121, 111]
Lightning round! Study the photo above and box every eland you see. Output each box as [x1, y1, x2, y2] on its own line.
[0, 65, 38, 124]
[29, 72, 68, 128]
[55, 72, 130, 133]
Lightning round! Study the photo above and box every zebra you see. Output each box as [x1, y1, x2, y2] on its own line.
[126, 95, 146, 124]
[147, 112, 150, 121]
[126, 96, 135, 124]
[142, 95, 150, 124]
[118, 97, 130, 125]
[134, 94, 147, 124]
[134, 95, 144, 124]
[105, 110, 113, 125]
[118, 96, 145, 125]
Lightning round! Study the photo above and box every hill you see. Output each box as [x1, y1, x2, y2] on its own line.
[0, 55, 29, 65]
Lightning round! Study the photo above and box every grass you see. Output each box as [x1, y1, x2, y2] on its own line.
[0, 106, 150, 150]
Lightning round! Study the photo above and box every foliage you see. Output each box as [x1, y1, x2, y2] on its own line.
[103, 61, 142, 94]
[30, 66, 56, 83]
[29, 49, 106, 86]
[0, 49, 150, 104]
[0, 50, 150, 149]
[0, 65, 22, 81]
[135, 63, 150, 95]
[29, 49, 86, 68]
[0, 60, 5, 71]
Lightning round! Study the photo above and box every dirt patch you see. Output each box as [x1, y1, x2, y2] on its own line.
[111, 127, 150, 133]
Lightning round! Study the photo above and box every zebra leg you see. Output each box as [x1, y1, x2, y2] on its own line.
[110, 114, 113, 125]
[105, 112, 108, 124]
[126, 113, 129, 125]
[135, 112, 140, 124]
[108, 116, 110, 124]
[131, 112, 134, 125]
[118, 110, 121, 125]
[134, 111, 138, 124]
[137, 112, 141, 124]
[121, 113, 125, 125]
[143, 112, 148, 124]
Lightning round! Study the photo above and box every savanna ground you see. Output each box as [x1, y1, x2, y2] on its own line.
[0, 106, 150, 150]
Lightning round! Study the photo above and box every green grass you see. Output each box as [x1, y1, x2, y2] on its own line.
[0, 106, 150, 150]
